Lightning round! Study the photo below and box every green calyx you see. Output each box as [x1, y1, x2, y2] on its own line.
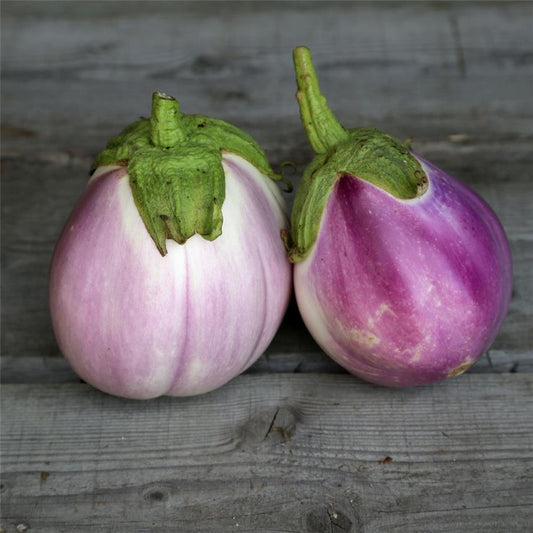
[289, 47, 428, 262]
[93, 92, 284, 255]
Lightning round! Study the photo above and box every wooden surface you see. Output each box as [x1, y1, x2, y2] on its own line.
[1, 375, 532, 533]
[1, 1, 532, 531]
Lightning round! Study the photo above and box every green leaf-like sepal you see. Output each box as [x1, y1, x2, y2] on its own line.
[290, 127, 428, 261]
[128, 143, 224, 254]
[92, 92, 284, 255]
[289, 47, 428, 262]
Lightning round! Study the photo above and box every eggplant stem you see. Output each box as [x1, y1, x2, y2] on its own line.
[293, 47, 348, 154]
[150, 92, 186, 148]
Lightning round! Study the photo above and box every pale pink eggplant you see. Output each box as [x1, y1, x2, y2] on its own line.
[50, 93, 291, 399]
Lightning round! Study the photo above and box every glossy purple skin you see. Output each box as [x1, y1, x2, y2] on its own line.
[49, 154, 291, 399]
[295, 156, 512, 386]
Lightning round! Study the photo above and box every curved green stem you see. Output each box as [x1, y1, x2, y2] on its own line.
[150, 92, 186, 148]
[293, 47, 348, 154]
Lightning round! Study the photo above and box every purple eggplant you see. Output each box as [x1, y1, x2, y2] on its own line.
[289, 47, 512, 387]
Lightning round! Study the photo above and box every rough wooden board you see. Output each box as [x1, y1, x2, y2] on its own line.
[2, 1, 532, 136]
[3, 2, 532, 162]
[1, 348, 532, 385]
[1, 375, 532, 532]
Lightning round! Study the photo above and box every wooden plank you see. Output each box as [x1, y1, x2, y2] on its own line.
[1, 348, 532, 384]
[1, 2, 532, 136]
[1, 375, 532, 532]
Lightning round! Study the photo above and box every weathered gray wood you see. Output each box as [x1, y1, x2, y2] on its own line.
[2, 1, 532, 133]
[1, 375, 532, 532]
[3, 1, 531, 149]
[2, 348, 532, 385]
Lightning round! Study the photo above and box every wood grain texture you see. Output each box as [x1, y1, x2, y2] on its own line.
[1, 375, 532, 532]
[2, 1, 532, 129]
[2, 0, 532, 174]
[2, 348, 532, 385]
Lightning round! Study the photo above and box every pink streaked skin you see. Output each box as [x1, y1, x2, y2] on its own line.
[49, 153, 291, 399]
[295, 156, 512, 387]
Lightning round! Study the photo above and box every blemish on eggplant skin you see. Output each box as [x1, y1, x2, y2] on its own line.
[448, 360, 473, 377]
[410, 352, 422, 363]
[342, 323, 381, 347]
